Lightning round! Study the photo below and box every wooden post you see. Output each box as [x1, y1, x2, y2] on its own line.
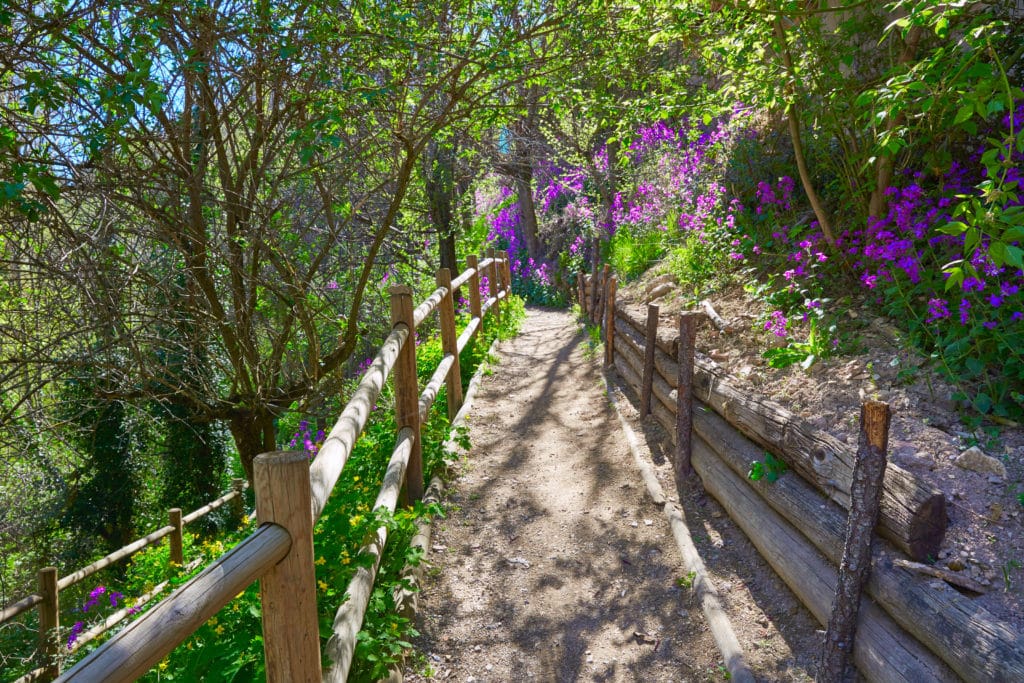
[254, 450, 321, 682]
[38, 566, 59, 681]
[169, 508, 184, 566]
[390, 285, 424, 503]
[500, 249, 511, 294]
[467, 254, 483, 333]
[437, 267, 464, 421]
[486, 247, 501, 325]
[819, 401, 891, 682]
[674, 313, 698, 494]
[577, 272, 585, 312]
[604, 276, 616, 366]
[231, 477, 245, 523]
[597, 264, 610, 329]
[641, 303, 659, 417]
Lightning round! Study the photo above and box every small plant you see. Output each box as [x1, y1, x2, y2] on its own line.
[748, 453, 788, 483]
[1002, 559, 1021, 591]
[762, 316, 834, 370]
[676, 571, 697, 590]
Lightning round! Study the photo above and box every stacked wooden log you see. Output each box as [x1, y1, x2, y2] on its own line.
[580, 274, 1024, 682]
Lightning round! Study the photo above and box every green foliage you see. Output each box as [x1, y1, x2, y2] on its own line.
[665, 231, 730, 299]
[608, 226, 666, 281]
[762, 316, 834, 371]
[747, 453, 787, 483]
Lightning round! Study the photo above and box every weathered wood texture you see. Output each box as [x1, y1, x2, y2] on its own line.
[436, 268, 464, 421]
[390, 285, 423, 504]
[674, 314, 697, 489]
[681, 391, 1024, 682]
[614, 305, 945, 561]
[324, 429, 414, 682]
[255, 451, 321, 682]
[820, 402, 891, 682]
[641, 304, 658, 417]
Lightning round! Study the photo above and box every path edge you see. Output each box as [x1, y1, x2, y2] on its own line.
[383, 337, 502, 683]
[604, 370, 756, 683]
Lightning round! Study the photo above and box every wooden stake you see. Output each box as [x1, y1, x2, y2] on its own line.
[674, 313, 698, 494]
[390, 285, 423, 503]
[589, 237, 600, 320]
[254, 450, 321, 682]
[38, 566, 59, 681]
[500, 249, 512, 293]
[641, 304, 659, 417]
[169, 508, 184, 566]
[819, 401, 891, 682]
[598, 264, 610, 331]
[437, 267, 464, 421]
[604, 276, 616, 366]
[577, 272, 585, 312]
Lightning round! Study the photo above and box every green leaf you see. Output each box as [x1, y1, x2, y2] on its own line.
[954, 105, 974, 125]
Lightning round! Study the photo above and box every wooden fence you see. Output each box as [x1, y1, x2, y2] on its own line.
[580, 271, 1024, 682]
[32, 251, 511, 682]
[1, 480, 247, 682]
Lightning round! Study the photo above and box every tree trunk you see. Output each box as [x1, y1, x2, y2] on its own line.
[867, 27, 923, 221]
[229, 411, 277, 484]
[515, 174, 540, 260]
[773, 17, 837, 248]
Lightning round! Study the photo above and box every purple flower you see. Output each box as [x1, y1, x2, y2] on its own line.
[959, 298, 971, 325]
[67, 621, 85, 650]
[987, 294, 1003, 308]
[764, 310, 788, 338]
[926, 298, 950, 322]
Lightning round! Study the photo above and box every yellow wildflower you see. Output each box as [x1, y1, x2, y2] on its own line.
[315, 556, 326, 566]
[159, 661, 169, 671]
[349, 515, 363, 527]
[318, 580, 328, 591]
[215, 625, 225, 636]
[207, 617, 218, 627]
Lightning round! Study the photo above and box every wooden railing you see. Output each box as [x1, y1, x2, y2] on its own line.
[49, 250, 511, 682]
[1, 480, 247, 682]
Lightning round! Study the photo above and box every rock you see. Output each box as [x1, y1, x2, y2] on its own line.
[947, 558, 965, 571]
[954, 446, 1007, 477]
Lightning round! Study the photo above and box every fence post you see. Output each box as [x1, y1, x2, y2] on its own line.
[390, 285, 424, 503]
[641, 303, 659, 417]
[577, 272, 585, 313]
[819, 401, 891, 681]
[486, 247, 501, 326]
[437, 267, 464, 421]
[231, 477, 245, 523]
[467, 254, 483, 332]
[598, 264, 610, 330]
[604, 275, 616, 366]
[169, 508, 184, 566]
[500, 249, 512, 294]
[254, 450, 321, 682]
[38, 566, 59, 681]
[674, 313, 698, 495]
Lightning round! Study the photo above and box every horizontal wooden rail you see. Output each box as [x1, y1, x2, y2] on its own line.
[58, 524, 291, 682]
[57, 526, 175, 592]
[412, 286, 447, 330]
[456, 316, 481, 354]
[309, 325, 408, 521]
[0, 592, 42, 623]
[324, 427, 415, 682]
[419, 354, 456, 423]
[449, 266, 475, 291]
[182, 487, 245, 525]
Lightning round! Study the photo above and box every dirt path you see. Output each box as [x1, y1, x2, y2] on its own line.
[404, 308, 726, 681]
